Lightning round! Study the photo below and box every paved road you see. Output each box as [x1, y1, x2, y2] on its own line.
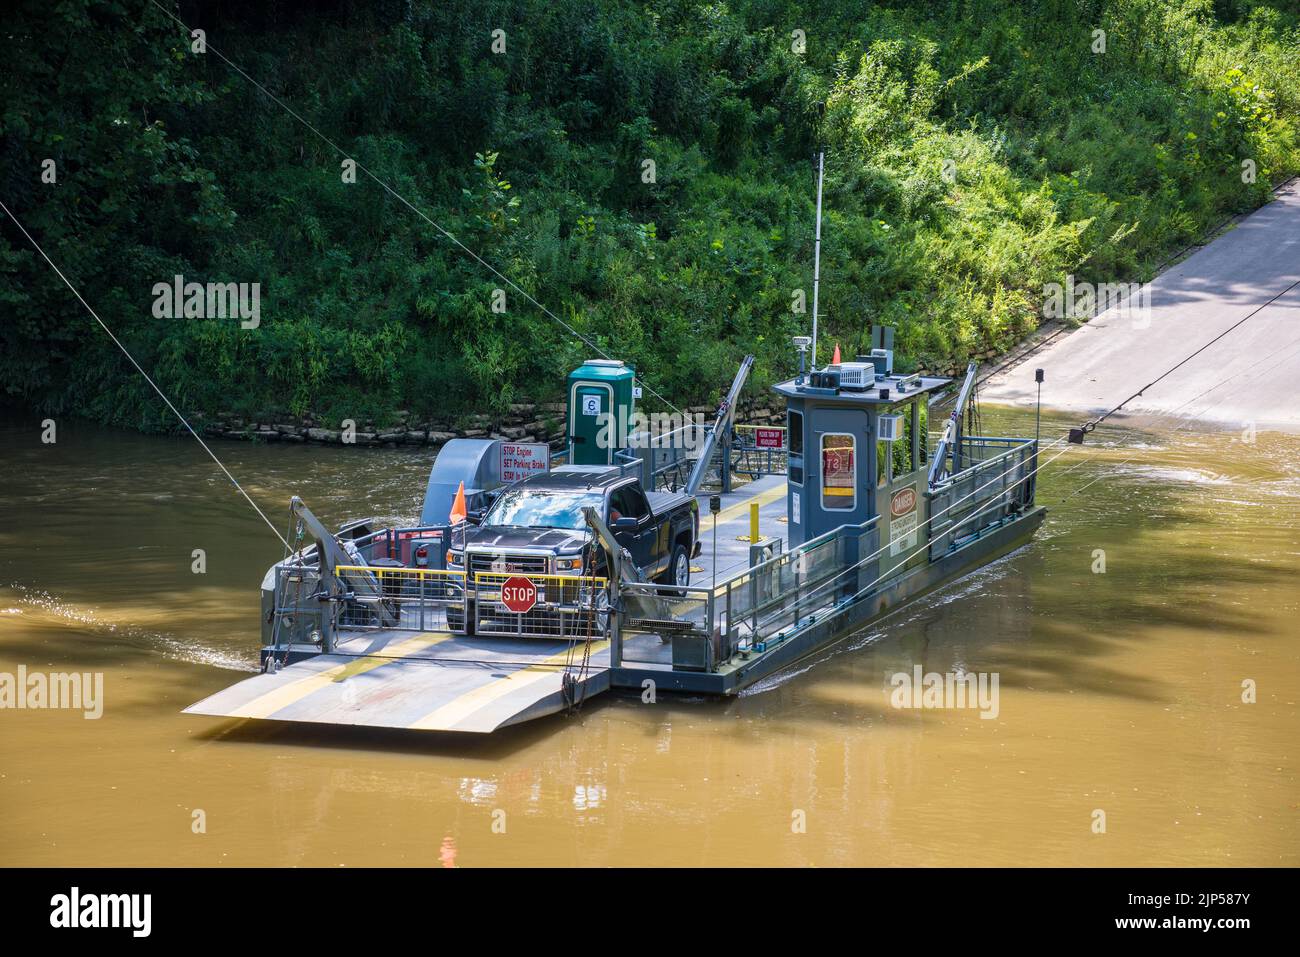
[983, 180, 1300, 431]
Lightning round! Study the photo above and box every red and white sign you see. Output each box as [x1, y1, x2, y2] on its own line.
[500, 442, 550, 484]
[754, 427, 785, 449]
[889, 485, 920, 557]
[499, 576, 538, 614]
[891, 487, 917, 518]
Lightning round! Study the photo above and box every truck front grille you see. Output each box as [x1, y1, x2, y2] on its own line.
[468, 552, 550, 575]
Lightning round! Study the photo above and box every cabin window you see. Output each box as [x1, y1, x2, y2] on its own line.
[894, 400, 918, 475]
[877, 421, 892, 487]
[916, 401, 928, 467]
[821, 433, 855, 510]
[787, 409, 804, 485]
[878, 403, 922, 485]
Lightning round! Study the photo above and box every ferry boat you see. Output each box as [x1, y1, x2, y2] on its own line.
[186, 329, 1045, 734]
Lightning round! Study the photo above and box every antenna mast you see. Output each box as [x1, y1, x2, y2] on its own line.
[810, 150, 825, 369]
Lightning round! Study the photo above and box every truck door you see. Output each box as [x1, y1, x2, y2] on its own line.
[608, 483, 659, 577]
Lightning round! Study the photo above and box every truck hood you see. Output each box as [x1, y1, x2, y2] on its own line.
[465, 526, 589, 553]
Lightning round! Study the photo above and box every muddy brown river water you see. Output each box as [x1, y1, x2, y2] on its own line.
[1, 407, 1296, 866]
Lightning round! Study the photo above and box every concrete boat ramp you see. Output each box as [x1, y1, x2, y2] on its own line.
[185, 476, 787, 734]
[982, 180, 1300, 430]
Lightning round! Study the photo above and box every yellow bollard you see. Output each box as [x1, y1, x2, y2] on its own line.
[749, 501, 759, 543]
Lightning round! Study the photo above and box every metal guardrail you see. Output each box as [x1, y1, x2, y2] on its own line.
[626, 442, 697, 493]
[636, 421, 788, 493]
[612, 513, 879, 668]
[274, 432, 1035, 671]
[471, 571, 608, 638]
[618, 582, 716, 669]
[332, 563, 610, 638]
[714, 514, 878, 658]
[335, 565, 465, 631]
[731, 424, 788, 480]
[927, 437, 1036, 557]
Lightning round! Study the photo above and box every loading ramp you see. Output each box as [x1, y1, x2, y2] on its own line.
[184, 631, 610, 734]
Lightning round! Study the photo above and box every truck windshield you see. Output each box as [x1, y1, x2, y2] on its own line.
[483, 487, 605, 530]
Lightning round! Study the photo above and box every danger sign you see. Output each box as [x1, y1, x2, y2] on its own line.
[499, 575, 538, 614]
[891, 487, 917, 517]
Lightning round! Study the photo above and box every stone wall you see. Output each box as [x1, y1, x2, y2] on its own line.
[196, 394, 793, 449]
[194, 368, 976, 450]
[197, 401, 568, 449]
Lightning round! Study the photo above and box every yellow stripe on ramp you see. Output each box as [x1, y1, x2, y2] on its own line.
[407, 639, 610, 732]
[229, 632, 454, 720]
[713, 482, 786, 526]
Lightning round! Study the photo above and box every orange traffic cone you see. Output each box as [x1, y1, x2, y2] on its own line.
[831, 343, 841, 364]
[449, 480, 467, 525]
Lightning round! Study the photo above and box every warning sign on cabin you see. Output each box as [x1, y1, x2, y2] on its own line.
[891, 487, 917, 517]
[889, 485, 919, 557]
[501, 443, 550, 483]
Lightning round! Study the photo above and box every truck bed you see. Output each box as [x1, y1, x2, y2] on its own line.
[647, 489, 692, 515]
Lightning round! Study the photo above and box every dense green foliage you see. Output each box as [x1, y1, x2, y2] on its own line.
[3, 0, 1297, 429]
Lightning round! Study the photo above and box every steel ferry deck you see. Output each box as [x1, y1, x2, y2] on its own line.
[187, 341, 1045, 734]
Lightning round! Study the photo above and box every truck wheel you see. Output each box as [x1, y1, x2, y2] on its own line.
[449, 603, 475, 636]
[661, 543, 690, 596]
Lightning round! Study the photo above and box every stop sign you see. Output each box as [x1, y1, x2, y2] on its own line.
[499, 575, 538, 614]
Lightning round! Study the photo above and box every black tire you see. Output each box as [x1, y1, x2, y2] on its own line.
[659, 542, 690, 596]
[448, 603, 475, 636]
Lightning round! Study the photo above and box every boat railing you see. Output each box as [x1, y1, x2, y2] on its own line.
[618, 582, 716, 669]
[716, 521, 850, 656]
[334, 565, 467, 631]
[623, 419, 787, 493]
[470, 571, 608, 638]
[329, 562, 611, 638]
[613, 514, 881, 669]
[927, 436, 1036, 557]
[624, 442, 698, 493]
[730, 423, 789, 480]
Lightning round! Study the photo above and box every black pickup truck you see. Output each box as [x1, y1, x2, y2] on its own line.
[446, 465, 699, 636]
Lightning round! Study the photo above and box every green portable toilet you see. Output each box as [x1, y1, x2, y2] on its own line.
[567, 359, 636, 465]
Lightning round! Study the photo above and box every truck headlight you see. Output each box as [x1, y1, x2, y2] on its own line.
[446, 550, 464, 567]
[554, 556, 583, 572]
